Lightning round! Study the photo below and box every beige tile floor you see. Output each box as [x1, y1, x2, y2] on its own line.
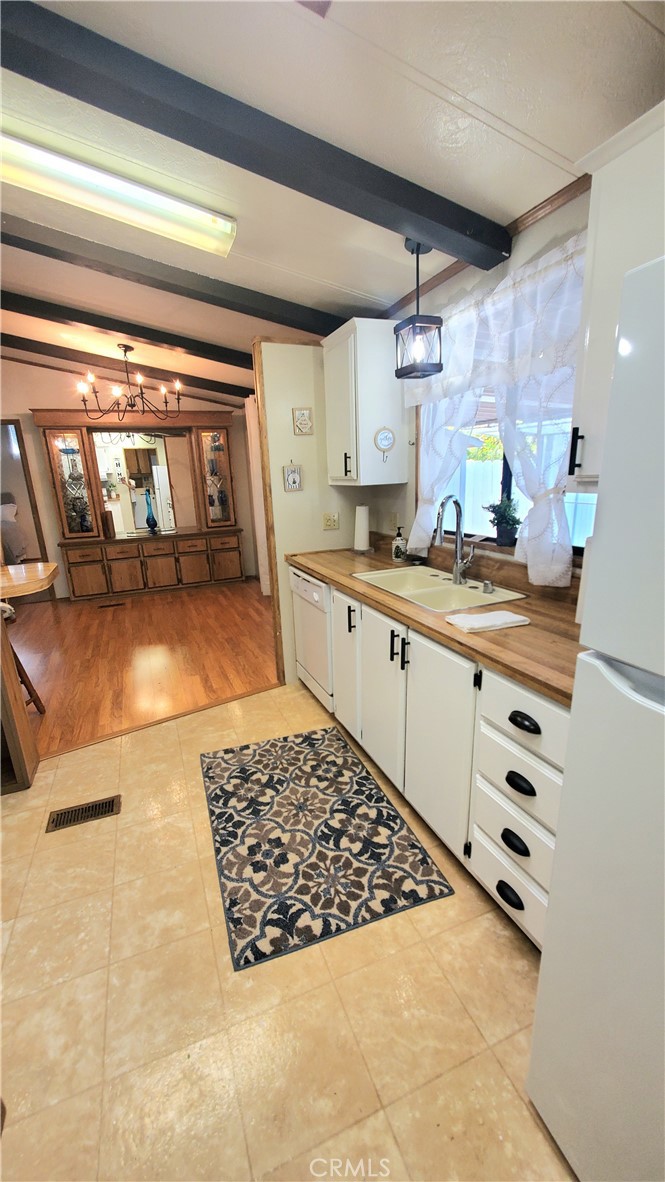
[1, 685, 576, 1182]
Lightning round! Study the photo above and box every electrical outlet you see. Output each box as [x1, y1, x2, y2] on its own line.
[323, 512, 339, 530]
[388, 511, 399, 532]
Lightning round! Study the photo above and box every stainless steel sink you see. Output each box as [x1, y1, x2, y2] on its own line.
[352, 567, 525, 613]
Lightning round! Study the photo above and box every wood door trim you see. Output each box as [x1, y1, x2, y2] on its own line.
[1, 417, 54, 596]
[251, 339, 285, 684]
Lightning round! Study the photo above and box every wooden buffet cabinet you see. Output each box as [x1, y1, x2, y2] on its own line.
[32, 409, 246, 601]
[61, 528, 243, 600]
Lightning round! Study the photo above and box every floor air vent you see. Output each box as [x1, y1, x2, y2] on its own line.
[97, 602, 126, 610]
[46, 794, 122, 832]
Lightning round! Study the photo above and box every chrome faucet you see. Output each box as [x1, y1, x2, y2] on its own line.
[431, 495, 475, 584]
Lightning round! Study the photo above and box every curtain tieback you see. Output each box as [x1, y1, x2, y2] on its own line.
[532, 486, 565, 505]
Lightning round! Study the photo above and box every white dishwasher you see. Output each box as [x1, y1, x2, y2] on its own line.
[289, 569, 334, 711]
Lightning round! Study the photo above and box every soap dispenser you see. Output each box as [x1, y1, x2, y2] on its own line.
[392, 525, 407, 562]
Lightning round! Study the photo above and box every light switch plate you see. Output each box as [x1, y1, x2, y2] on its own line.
[323, 512, 339, 530]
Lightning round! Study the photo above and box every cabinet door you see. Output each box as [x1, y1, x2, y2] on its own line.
[179, 552, 211, 584]
[211, 550, 242, 581]
[360, 606, 407, 791]
[570, 120, 665, 486]
[144, 555, 178, 589]
[323, 330, 357, 482]
[331, 590, 361, 740]
[196, 429, 237, 526]
[43, 429, 101, 538]
[68, 561, 109, 598]
[404, 633, 477, 860]
[109, 559, 144, 593]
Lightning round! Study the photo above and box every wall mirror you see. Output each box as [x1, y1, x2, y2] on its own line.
[93, 431, 177, 535]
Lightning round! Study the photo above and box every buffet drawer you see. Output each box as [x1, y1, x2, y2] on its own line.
[470, 825, 548, 948]
[475, 721, 562, 834]
[106, 543, 140, 560]
[177, 538, 207, 554]
[480, 670, 569, 770]
[210, 535, 239, 550]
[66, 546, 103, 563]
[474, 776, 555, 892]
[142, 540, 174, 555]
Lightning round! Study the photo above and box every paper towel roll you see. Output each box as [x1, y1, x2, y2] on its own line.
[354, 505, 370, 552]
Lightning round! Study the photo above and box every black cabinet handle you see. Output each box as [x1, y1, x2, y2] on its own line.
[568, 426, 585, 475]
[508, 709, 541, 736]
[496, 880, 525, 911]
[343, 452, 351, 476]
[400, 637, 410, 671]
[347, 605, 356, 633]
[389, 629, 400, 662]
[505, 769, 537, 797]
[501, 828, 531, 858]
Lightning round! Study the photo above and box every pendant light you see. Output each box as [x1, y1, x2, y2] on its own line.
[78, 344, 182, 421]
[394, 239, 443, 379]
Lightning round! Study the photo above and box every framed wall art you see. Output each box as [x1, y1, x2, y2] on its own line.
[292, 407, 313, 435]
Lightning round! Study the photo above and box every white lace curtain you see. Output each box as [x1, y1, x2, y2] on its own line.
[406, 231, 586, 586]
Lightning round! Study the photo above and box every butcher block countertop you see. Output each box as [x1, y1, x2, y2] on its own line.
[286, 549, 583, 708]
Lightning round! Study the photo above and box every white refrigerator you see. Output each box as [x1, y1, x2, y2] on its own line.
[527, 257, 665, 1182]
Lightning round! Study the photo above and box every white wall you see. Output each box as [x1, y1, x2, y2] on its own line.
[258, 341, 371, 683]
[0, 358, 257, 592]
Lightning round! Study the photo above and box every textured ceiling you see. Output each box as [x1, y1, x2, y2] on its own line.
[1, 0, 663, 396]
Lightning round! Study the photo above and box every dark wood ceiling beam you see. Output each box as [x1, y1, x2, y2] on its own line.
[1, 217, 344, 337]
[1, 290, 253, 370]
[1, 2, 512, 270]
[0, 335, 253, 399]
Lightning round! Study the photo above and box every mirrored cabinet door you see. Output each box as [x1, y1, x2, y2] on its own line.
[197, 428, 236, 527]
[44, 429, 101, 538]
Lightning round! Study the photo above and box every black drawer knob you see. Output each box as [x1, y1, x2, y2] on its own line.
[501, 828, 531, 858]
[505, 770, 536, 797]
[496, 879, 525, 911]
[508, 709, 542, 735]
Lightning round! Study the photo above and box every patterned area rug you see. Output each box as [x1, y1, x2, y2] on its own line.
[201, 726, 454, 970]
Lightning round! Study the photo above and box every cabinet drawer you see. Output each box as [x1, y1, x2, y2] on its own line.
[106, 543, 140, 560]
[475, 721, 562, 833]
[142, 540, 174, 556]
[474, 776, 555, 892]
[470, 825, 548, 948]
[66, 546, 103, 563]
[177, 538, 207, 554]
[210, 535, 239, 551]
[480, 671, 569, 770]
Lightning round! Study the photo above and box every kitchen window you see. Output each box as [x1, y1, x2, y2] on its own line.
[442, 393, 597, 550]
[406, 230, 588, 586]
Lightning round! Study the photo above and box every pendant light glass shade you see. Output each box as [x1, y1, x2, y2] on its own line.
[394, 240, 443, 379]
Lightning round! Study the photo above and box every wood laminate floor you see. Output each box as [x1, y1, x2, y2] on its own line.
[8, 581, 278, 758]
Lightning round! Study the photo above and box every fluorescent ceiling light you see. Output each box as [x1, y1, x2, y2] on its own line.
[0, 134, 237, 257]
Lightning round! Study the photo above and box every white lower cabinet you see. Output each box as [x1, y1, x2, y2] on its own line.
[359, 606, 408, 791]
[323, 580, 572, 949]
[467, 670, 569, 947]
[404, 632, 477, 861]
[331, 590, 361, 740]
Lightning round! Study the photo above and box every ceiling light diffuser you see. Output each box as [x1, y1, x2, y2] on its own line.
[0, 134, 237, 257]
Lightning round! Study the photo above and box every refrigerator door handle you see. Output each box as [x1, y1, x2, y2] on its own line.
[596, 653, 665, 712]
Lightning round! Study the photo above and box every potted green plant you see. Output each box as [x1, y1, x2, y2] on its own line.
[482, 495, 522, 547]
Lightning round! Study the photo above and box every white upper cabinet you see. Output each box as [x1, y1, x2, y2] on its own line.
[569, 103, 665, 488]
[322, 318, 409, 486]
